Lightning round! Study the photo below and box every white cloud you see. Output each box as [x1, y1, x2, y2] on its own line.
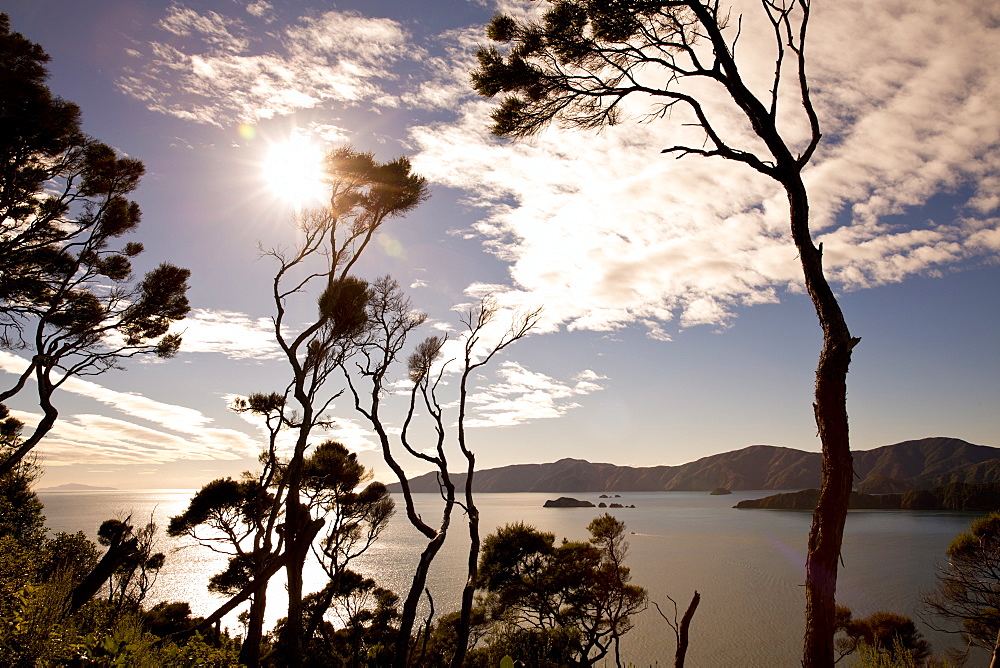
[464, 361, 605, 428]
[411, 105, 792, 336]
[117, 1, 999, 336]
[397, 26, 484, 111]
[174, 308, 281, 359]
[322, 417, 378, 453]
[9, 408, 254, 467]
[245, 1, 274, 21]
[157, 6, 249, 53]
[407, 0, 1000, 335]
[118, 7, 420, 125]
[0, 351, 260, 464]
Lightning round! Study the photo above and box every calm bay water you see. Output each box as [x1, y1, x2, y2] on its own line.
[39, 489, 983, 666]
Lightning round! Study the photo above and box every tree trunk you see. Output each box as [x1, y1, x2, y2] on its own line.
[451, 467, 480, 667]
[242, 517, 278, 667]
[238, 587, 267, 667]
[67, 536, 138, 614]
[174, 518, 323, 641]
[991, 625, 1000, 668]
[394, 532, 447, 668]
[0, 380, 56, 479]
[783, 176, 858, 668]
[674, 591, 700, 668]
[281, 494, 312, 663]
[280, 399, 314, 664]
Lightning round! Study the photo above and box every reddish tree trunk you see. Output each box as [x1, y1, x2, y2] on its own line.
[674, 591, 700, 668]
[783, 176, 858, 668]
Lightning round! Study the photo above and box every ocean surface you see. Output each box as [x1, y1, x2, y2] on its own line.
[38, 489, 985, 666]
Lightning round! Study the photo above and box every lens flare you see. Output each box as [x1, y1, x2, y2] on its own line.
[237, 123, 256, 141]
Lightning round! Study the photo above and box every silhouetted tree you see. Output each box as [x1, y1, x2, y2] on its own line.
[101, 517, 165, 615]
[342, 276, 438, 667]
[0, 14, 190, 479]
[342, 285, 538, 667]
[228, 393, 290, 665]
[171, 443, 393, 666]
[169, 149, 423, 665]
[299, 441, 395, 644]
[472, 3, 858, 664]
[67, 515, 158, 614]
[270, 569, 401, 667]
[924, 511, 1000, 666]
[437, 515, 646, 667]
[262, 147, 426, 664]
[0, 406, 44, 543]
[167, 474, 275, 665]
[451, 298, 541, 668]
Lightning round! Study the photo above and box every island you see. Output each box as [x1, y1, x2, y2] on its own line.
[38, 483, 118, 492]
[710, 487, 732, 495]
[735, 481, 1000, 511]
[543, 497, 596, 508]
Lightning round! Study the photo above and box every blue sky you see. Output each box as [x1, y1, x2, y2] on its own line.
[3, 0, 998, 489]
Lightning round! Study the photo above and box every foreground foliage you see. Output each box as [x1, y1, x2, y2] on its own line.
[925, 511, 1000, 664]
[834, 605, 931, 666]
[420, 514, 647, 667]
[0, 455, 238, 666]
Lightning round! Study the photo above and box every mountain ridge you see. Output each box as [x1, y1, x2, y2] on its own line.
[37, 483, 118, 492]
[385, 437, 1000, 493]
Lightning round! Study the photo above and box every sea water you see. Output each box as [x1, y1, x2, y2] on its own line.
[39, 490, 984, 666]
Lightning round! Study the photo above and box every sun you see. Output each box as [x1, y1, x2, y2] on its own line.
[261, 135, 328, 208]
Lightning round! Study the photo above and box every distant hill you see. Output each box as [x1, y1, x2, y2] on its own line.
[385, 437, 1000, 493]
[38, 483, 118, 492]
[853, 437, 1000, 492]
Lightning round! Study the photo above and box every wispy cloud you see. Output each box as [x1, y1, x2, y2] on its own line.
[0, 351, 259, 465]
[157, 6, 250, 53]
[464, 362, 606, 428]
[9, 409, 249, 466]
[118, 6, 421, 125]
[245, 1, 275, 22]
[409, 0, 1000, 336]
[174, 308, 281, 359]
[118, 0, 999, 338]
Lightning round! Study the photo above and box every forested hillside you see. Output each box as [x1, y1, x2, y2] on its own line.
[388, 438, 1000, 493]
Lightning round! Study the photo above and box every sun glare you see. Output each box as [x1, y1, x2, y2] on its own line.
[261, 135, 327, 208]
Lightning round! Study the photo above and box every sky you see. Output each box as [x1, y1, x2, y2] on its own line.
[2, 0, 998, 490]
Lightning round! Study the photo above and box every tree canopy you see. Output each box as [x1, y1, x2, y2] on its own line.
[464, 515, 647, 666]
[924, 511, 1000, 663]
[0, 13, 191, 479]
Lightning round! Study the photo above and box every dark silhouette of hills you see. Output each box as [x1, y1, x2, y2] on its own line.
[38, 483, 118, 492]
[735, 481, 1000, 511]
[385, 437, 1000, 493]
